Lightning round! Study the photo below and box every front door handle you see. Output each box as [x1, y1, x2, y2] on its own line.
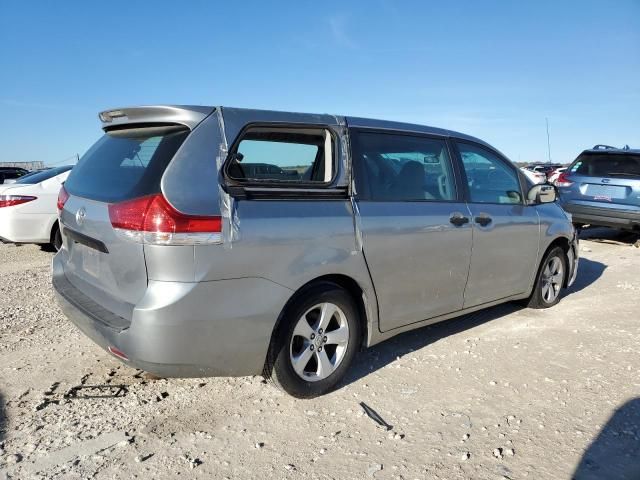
[449, 212, 470, 227]
[475, 214, 492, 227]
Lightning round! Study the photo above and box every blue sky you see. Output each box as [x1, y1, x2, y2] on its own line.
[0, 0, 638, 165]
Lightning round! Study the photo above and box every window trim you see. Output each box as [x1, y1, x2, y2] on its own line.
[222, 123, 341, 194]
[349, 127, 464, 203]
[451, 139, 526, 206]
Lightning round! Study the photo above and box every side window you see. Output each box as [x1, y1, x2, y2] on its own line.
[352, 131, 456, 201]
[457, 142, 522, 204]
[227, 127, 333, 183]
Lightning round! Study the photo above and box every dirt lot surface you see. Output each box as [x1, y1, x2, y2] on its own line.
[1, 229, 639, 480]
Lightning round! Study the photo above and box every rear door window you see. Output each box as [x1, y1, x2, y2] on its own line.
[570, 154, 640, 178]
[64, 126, 189, 203]
[226, 127, 334, 183]
[351, 131, 456, 201]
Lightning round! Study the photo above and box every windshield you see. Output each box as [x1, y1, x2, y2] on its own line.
[15, 165, 73, 184]
[571, 154, 640, 177]
[64, 125, 189, 203]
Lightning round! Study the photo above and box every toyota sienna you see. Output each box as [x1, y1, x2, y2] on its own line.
[53, 105, 579, 398]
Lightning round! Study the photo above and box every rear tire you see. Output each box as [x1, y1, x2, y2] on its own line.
[265, 283, 361, 398]
[52, 223, 62, 251]
[525, 246, 567, 309]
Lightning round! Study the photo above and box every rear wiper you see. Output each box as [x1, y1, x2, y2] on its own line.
[606, 172, 640, 177]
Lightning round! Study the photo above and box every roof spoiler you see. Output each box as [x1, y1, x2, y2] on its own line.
[98, 105, 216, 131]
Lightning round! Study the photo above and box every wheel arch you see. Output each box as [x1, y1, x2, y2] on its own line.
[539, 236, 572, 288]
[267, 274, 370, 362]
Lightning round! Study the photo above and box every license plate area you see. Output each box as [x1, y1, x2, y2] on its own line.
[585, 184, 627, 199]
[82, 245, 101, 278]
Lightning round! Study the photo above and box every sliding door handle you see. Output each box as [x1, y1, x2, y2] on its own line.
[449, 213, 470, 227]
[475, 214, 492, 226]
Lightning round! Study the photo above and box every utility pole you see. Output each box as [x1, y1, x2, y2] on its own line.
[545, 117, 552, 163]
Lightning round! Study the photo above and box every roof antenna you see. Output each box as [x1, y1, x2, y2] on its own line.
[545, 117, 552, 163]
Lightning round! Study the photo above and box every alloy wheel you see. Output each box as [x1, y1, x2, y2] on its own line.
[541, 256, 564, 303]
[289, 302, 350, 382]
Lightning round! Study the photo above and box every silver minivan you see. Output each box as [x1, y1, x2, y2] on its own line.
[53, 106, 578, 398]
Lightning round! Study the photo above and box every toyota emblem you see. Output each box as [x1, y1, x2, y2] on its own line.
[76, 207, 86, 226]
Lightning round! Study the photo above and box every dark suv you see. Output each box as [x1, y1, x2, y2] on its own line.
[0, 167, 29, 184]
[558, 145, 640, 231]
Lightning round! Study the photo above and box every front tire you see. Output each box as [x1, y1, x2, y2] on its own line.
[525, 246, 567, 309]
[265, 283, 362, 398]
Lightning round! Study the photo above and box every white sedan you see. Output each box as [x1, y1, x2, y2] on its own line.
[0, 166, 73, 250]
[548, 167, 567, 185]
[520, 167, 547, 185]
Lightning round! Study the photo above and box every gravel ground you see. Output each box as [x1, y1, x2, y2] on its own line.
[1, 229, 639, 480]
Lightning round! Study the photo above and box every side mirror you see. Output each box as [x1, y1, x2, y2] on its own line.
[527, 183, 556, 204]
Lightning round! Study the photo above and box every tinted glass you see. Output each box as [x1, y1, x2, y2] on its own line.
[0, 169, 27, 180]
[571, 154, 640, 177]
[64, 126, 189, 202]
[228, 129, 330, 182]
[15, 165, 73, 184]
[457, 142, 521, 204]
[352, 132, 456, 201]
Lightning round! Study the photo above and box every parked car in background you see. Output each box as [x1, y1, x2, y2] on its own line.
[53, 105, 578, 398]
[0, 167, 29, 184]
[548, 167, 567, 185]
[520, 167, 547, 184]
[0, 165, 74, 250]
[558, 145, 640, 231]
[526, 164, 563, 179]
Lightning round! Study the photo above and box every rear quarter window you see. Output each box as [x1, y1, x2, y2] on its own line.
[226, 127, 335, 184]
[64, 126, 189, 203]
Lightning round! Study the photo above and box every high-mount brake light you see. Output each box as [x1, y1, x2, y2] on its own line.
[108, 194, 222, 245]
[0, 195, 37, 208]
[555, 172, 573, 187]
[99, 110, 127, 122]
[57, 185, 69, 211]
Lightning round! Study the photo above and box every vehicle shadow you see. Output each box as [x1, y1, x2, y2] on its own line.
[0, 390, 6, 443]
[344, 301, 523, 386]
[580, 227, 639, 246]
[573, 397, 640, 480]
[344, 256, 605, 387]
[564, 257, 607, 297]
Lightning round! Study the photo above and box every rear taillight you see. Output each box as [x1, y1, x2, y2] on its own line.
[555, 172, 573, 187]
[0, 195, 37, 208]
[108, 194, 222, 245]
[57, 186, 69, 211]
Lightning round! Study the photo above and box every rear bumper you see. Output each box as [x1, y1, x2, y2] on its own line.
[52, 253, 293, 377]
[0, 209, 55, 244]
[562, 203, 640, 230]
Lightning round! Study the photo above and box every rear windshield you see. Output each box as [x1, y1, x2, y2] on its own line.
[64, 125, 189, 202]
[0, 169, 28, 180]
[571, 154, 640, 178]
[15, 165, 73, 184]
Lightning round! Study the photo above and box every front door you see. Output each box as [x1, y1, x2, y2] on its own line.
[454, 141, 540, 307]
[351, 130, 473, 331]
